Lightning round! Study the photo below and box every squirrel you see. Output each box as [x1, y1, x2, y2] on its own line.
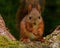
[16, 0, 45, 42]
[20, 8, 44, 42]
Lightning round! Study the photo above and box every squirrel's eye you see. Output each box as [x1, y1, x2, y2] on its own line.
[29, 17, 31, 20]
[38, 16, 40, 19]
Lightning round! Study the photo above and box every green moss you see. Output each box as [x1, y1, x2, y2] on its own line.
[0, 35, 27, 48]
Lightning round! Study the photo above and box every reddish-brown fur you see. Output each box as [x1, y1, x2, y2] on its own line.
[20, 8, 44, 42]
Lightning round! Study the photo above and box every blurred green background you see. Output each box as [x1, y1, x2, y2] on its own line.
[0, 0, 60, 40]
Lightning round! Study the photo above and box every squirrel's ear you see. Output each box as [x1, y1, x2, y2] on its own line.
[36, 4, 41, 12]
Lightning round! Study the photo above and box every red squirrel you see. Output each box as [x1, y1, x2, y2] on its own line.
[16, 0, 45, 42]
[20, 8, 44, 42]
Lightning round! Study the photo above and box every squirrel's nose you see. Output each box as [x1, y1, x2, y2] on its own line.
[34, 22, 36, 25]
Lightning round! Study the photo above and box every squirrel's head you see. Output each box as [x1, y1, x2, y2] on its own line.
[25, 8, 43, 26]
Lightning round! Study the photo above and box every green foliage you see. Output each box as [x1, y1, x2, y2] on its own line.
[0, 35, 27, 48]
